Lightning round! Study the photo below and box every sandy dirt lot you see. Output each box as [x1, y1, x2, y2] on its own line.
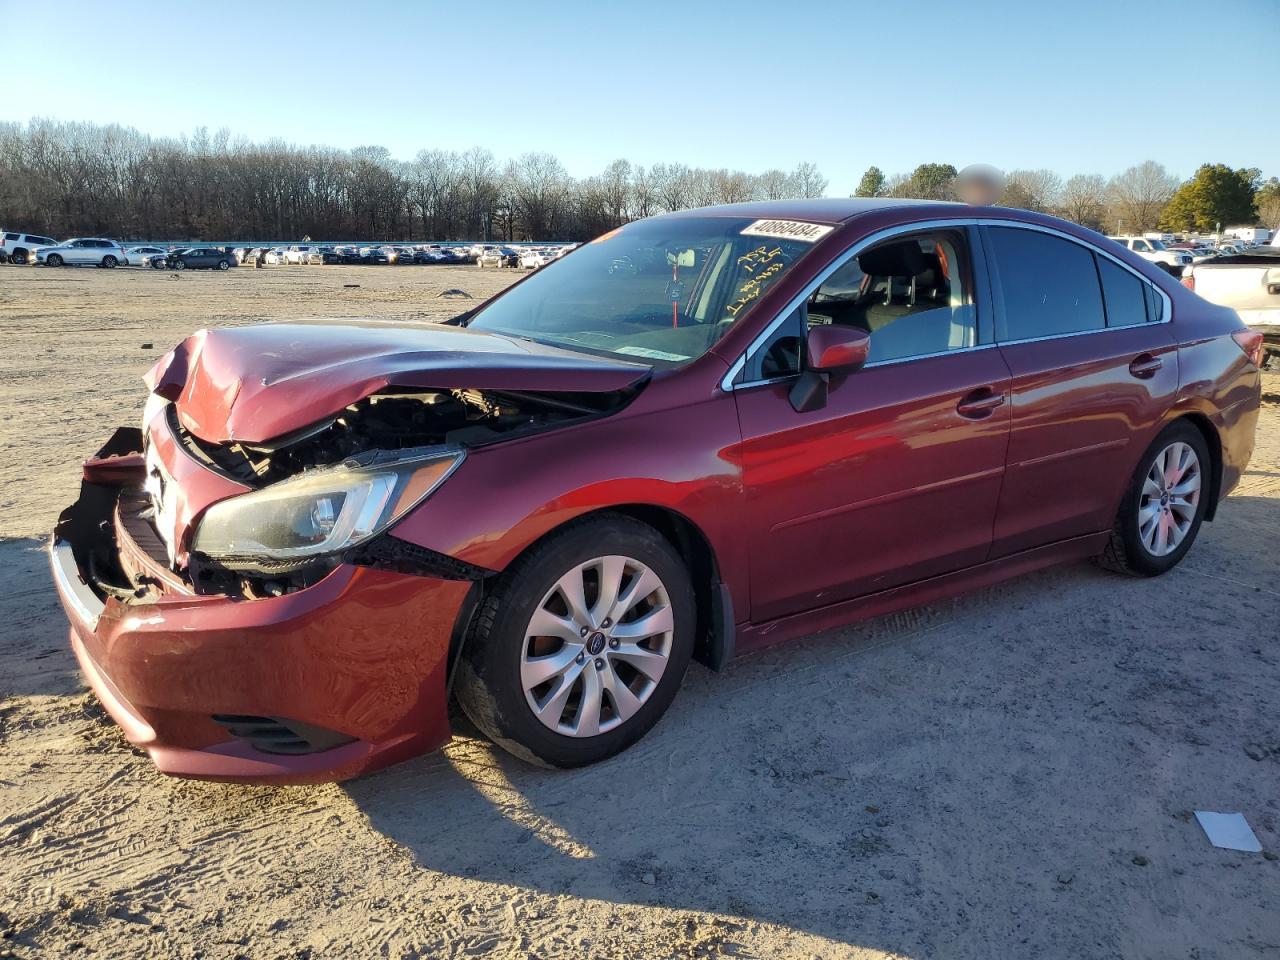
[0, 263, 1277, 960]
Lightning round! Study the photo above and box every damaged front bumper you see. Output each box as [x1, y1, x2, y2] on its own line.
[49, 429, 474, 784]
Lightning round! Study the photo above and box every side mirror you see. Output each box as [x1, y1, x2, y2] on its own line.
[789, 326, 871, 413]
[807, 325, 870, 372]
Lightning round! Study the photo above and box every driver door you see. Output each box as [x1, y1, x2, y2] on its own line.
[731, 226, 1012, 623]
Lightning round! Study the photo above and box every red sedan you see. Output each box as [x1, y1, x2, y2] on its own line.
[50, 199, 1262, 783]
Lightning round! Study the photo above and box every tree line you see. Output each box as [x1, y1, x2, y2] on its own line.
[0, 119, 1275, 243]
[855, 162, 1279, 235]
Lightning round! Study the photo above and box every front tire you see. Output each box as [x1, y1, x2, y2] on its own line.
[1097, 421, 1210, 577]
[102, 255, 117, 268]
[173, 259, 185, 270]
[217, 259, 229, 270]
[46, 254, 63, 267]
[456, 515, 695, 768]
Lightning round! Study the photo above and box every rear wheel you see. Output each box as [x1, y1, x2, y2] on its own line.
[1096, 421, 1210, 577]
[173, 259, 185, 270]
[456, 515, 695, 767]
[11, 249, 28, 265]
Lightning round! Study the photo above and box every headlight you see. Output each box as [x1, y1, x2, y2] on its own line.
[191, 448, 463, 570]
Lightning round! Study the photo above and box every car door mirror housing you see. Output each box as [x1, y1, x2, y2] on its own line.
[788, 327, 871, 413]
[807, 325, 870, 373]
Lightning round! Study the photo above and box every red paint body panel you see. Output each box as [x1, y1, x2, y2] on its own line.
[51, 200, 1262, 783]
[732, 349, 1012, 620]
[148, 321, 650, 443]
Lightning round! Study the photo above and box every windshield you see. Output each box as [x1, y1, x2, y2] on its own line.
[467, 216, 819, 365]
[1148, 239, 1168, 250]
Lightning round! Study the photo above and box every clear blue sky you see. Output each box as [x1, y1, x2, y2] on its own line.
[2, 0, 1275, 191]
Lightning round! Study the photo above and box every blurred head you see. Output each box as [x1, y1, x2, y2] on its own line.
[956, 164, 1004, 206]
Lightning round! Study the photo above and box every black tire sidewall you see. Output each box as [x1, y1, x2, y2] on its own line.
[461, 517, 695, 767]
[1116, 422, 1211, 575]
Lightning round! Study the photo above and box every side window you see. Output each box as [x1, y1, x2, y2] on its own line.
[1143, 283, 1163, 323]
[987, 227, 1105, 341]
[1097, 256, 1150, 328]
[741, 229, 978, 381]
[1133, 240, 1150, 251]
[4, 233, 18, 241]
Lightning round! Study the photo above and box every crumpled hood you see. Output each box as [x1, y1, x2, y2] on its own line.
[145, 319, 651, 444]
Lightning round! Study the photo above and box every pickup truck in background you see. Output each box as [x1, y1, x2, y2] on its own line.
[1183, 246, 1280, 366]
[1107, 235, 1194, 275]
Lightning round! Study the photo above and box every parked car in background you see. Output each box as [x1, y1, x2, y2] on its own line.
[359, 246, 390, 265]
[166, 248, 233, 270]
[48, 199, 1261, 783]
[123, 245, 170, 267]
[474, 245, 503, 267]
[35, 238, 127, 268]
[265, 247, 289, 265]
[1183, 244, 1280, 365]
[1108, 236, 1192, 275]
[519, 248, 554, 269]
[284, 245, 315, 265]
[2, 230, 58, 264]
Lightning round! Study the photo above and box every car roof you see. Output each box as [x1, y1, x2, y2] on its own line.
[658, 197, 959, 225]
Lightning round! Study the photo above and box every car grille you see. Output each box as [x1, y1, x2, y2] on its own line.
[210, 715, 355, 755]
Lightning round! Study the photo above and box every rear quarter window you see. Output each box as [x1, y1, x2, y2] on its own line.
[1097, 256, 1150, 328]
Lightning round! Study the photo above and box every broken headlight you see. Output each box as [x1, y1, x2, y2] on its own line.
[191, 447, 463, 569]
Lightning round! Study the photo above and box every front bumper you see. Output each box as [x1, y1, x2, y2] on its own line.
[50, 431, 473, 784]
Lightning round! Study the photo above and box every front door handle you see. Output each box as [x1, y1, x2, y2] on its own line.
[1128, 354, 1163, 379]
[956, 388, 1005, 419]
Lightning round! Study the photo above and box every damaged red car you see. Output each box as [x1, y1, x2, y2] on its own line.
[50, 199, 1262, 783]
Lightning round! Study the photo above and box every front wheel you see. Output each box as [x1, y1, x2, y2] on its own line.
[173, 259, 185, 270]
[217, 259, 229, 270]
[1096, 421, 1211, 577]
[46, 254, 63, 267]
[456, 515, 695, 767]
[102, 255, 117, 268]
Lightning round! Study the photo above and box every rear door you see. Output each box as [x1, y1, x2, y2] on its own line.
[982, 224, 1177, 557]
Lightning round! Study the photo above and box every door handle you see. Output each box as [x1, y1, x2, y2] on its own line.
[1128, 354, 1163, 379]
[956, 388, 1005, 419]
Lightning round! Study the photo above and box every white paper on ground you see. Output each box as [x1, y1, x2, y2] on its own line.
[1194, 811, 1262, 853]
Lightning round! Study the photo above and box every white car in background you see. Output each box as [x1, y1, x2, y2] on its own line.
[265, 247, 289, 265]
[474, 245, 503, 267]
[1107, 235, 1192, 274]
[285, 245, 318, 264]
[123, 245, 169, 267]
[34, 238, 127, 267]
[2, 230, 58, 263]
[519, 248, 554, 269]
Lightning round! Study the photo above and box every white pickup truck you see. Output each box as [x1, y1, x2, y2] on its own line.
[1107, 236, 1193, 275]
[1183, 247, 1280, 365]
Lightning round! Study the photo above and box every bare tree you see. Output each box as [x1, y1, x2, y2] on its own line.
[1002, 168, 1062, 212]
[1107, 161, 1178, 234]
[1059, 173, 1107, 229]
[788, 161, 827, 198]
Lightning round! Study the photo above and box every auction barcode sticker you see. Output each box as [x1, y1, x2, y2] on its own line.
[741, 219, 835, 243]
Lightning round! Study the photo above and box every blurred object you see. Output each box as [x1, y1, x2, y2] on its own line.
[1195, 811, 1262, 853]
[957, 164, 1004, 206]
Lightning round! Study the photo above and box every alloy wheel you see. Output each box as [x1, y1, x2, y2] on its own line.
[1138, 440, 1201, 557]
[520, 555, 674, 737]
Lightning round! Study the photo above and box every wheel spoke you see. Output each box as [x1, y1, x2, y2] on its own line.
[555, 567, 591, 626]
[610, 604, 674, 641]
[608, 567, 663, 625]
[1168, 496, 1197, 522]
[602, 666, 643, 722]
[521, 644, 581, 689]
[527, 607, 583, 645]
[573, 666, 603, 737]
[1142, 475, 1163, 499]
[1170, 473, 1200, 497]
[592, 556, 627, 625]
[1138, 502, 1161, 528]
[535, 660, 585, 726]
[611, 641, 668, 683]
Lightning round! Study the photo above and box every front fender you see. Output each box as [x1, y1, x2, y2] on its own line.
[388, 389, 750, 620]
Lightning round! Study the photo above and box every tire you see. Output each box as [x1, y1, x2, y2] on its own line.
[1096, 421, 1211, 577]
[173, 259, 185, 270]
[46, 254, 63, 267]
[217, 259, 229, 270]
[102, 256, 117, 268]
[455, 515, 695, 768]
[152, 259, 166, 270]
[12, 250, 28, 265]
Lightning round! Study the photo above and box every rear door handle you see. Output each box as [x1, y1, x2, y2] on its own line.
[956, 388, 1005, 419]
[1128, 354, 1163, 379]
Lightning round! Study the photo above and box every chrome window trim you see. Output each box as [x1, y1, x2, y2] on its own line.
[720, 217, 1171, 392]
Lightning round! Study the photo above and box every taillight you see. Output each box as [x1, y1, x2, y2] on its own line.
[1181, 273, 1195, 291]
[1232, 330, 1265, 367]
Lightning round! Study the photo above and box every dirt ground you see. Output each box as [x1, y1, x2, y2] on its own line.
[0, 263, 1277, 960]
